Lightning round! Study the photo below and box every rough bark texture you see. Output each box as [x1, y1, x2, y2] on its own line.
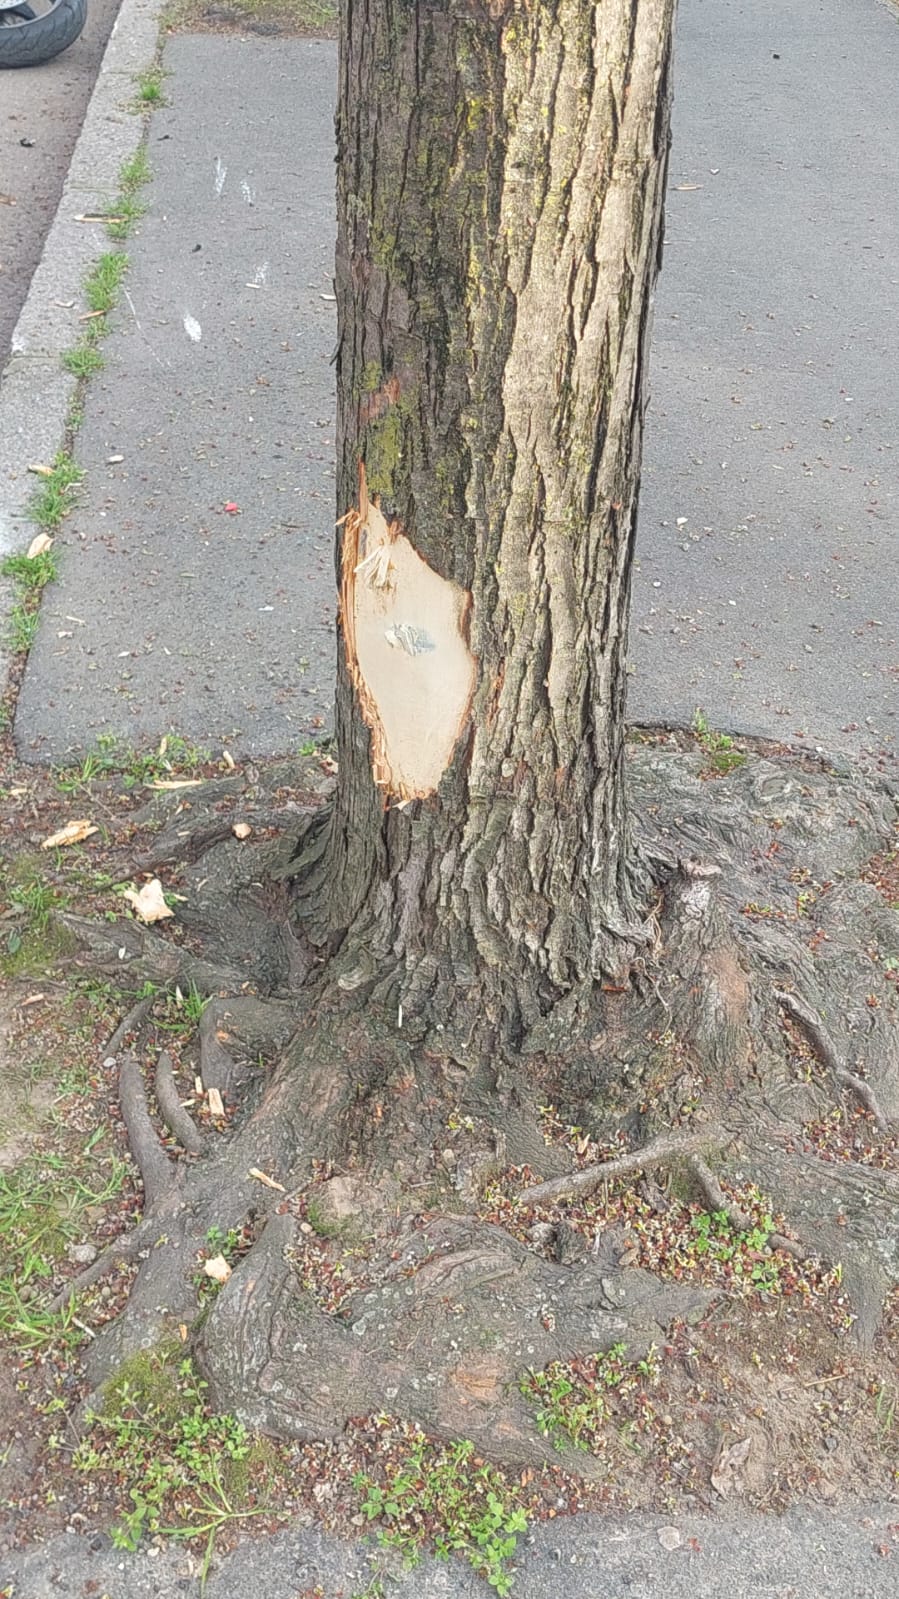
[292, 0, 676, 1051]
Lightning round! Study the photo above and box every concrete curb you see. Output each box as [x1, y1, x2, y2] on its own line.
[0, 0, 166, 563]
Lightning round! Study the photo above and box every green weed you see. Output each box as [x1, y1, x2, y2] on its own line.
[74, 1349, 276, 1585]
[24, 454, 83, 531]
[62, 343, 105, 378]
[0, 1153, 129, 1349]
[521, 1343, 660, 1454]
[691, 707, 746, 774]
[134, 67, 166, 105]
[355, 1433, 527, 1595]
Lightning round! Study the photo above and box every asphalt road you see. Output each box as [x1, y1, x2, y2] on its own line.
[0, 0, 124, 367]
[9, 0, 898, 768]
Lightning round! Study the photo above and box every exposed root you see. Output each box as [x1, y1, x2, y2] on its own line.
[118, 1054, 175, 1212]
[154, 1050, 205, 1155]
[46, 1220, 153, 1315]
[774, 987, 892, 1133]
[517, 1127, 721, 1206]
[686, 1153, 806, 1260]
[102, 993, 155, 1058]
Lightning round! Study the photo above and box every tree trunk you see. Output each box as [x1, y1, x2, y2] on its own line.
[294, 0, 676, 1051]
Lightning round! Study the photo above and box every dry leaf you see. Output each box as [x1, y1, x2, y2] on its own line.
[42, 818, 98, 850]
[123, 879, 174, 923]
[27, 533, 54, 558]
[207, 1087, 225, 1117]
[658, 1526, 683, 1551]
[232, 822, 252, 840]
[711, 1435, 751, 1497]
[148, 778, 206, 790]
[248, 1166, 286, 1192]
[203, 1254, 232, 1284]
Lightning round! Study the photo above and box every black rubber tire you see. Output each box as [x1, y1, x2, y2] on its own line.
[0, 0, 87, 67]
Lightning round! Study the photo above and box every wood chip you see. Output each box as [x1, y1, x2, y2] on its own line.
[42, 819, 98, 850]
[249, 1166, 285, 1192]
[206, 1086, 225, 1117]
[232, 821, 252, 839]
[203, 1254, 232, 1284]
[27, 533, 54, 557]
[123, 878, 173, 923]
[148, 778, 206, 790]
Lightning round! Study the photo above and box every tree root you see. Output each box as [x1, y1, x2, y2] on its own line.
[517, 1127, 720, 1205]
[155, 1050, 205, 1154]
[774, 987, 892, 1132]
[518, 1131, 808, 1261]
[686, 1153, 805, 1259]
[102, 993, 156, 1058]
[46, 1220, 153, 1315]
[119, 1053, 175, 1212]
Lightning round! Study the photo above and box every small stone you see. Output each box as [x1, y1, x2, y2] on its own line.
[67, 1242, 98, 1266]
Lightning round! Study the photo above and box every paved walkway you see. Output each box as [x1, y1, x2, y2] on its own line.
[8, 0, 899, 766]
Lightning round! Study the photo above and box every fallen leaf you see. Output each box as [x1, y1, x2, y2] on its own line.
[658, 1526, 683, 1551]
[123, 879, 174, 923]
[206, 1087, 225, 1117]
[249, 1166, 286, 1192]
[41, 818, 98, 850]
[711, 1435, 751, 1497]
[27, 533, 54, 558]
[203, 1254, 232, 1284]
[232, 822, 252, 840]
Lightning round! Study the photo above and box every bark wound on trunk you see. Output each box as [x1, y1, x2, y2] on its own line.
[341, 465, 477, 799]
[299, 0, 676, 1045]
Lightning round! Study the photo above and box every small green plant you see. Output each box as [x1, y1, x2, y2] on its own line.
[53, 731, 209, 794]
[521, 1343, 660, 1454]
[0, 1153, 129, 1348]
[62, 342, 105, 378]
[689, 1207, 782, 1289]
[135, 66, 166, 105]
[691, 707, 746, 774]
[107, 147, 151, 240]
[355, 1433, 527, 1595]
[74, 1350, 273, 1586]
[85, 251, 129, 314]
[24, 454, 84, 531]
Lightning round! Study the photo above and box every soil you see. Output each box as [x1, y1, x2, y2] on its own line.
[0, 726, 897, 1569]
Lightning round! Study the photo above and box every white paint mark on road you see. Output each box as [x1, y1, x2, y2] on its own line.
[183, 314, 202, 343]
[246, 261, 269, 289]
[214, 157, 227, 196]
[241, 180, 255, 206]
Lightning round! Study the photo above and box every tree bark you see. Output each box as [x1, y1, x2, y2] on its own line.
[295, 0, 676, 1051]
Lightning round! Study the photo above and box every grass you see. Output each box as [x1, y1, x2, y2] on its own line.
[134, 67, 167, 106]
[73, 1347, 281, 1584]
[53, 731, 210, 795]
[1, 542, 61, 652]
[26, 454, 84, 531]
[62, 250, 130, 376]
[691, 707, 747, 774]
[355, 1433, 527, 1596]
[0, 1150, 130, 1350]
[107, 144, 152, 241]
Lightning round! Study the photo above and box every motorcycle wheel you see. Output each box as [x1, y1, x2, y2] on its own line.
[0, 0, 87, 68]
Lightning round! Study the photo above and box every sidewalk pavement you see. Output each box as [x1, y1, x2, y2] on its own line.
[2, 0, 897, 769]
[2, 0, 899, 1595]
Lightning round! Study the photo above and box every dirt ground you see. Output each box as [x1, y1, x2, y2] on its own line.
[0, 724, 897, 1574]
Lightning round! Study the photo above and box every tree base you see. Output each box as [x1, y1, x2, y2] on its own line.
[55, 741, 899, 1495]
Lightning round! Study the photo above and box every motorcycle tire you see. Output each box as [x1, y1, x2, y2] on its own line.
[0, 0, 87, 68]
